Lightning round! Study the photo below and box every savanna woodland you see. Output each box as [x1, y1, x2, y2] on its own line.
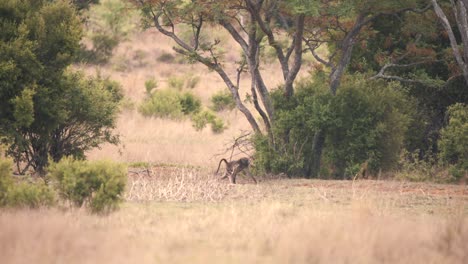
[0, 0, 467, 263]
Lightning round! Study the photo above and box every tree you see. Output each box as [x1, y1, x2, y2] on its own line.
[0, 0, 122, 174]
[438, 103, 468, 180]
[134, 0, 313, 140]
[349, 2, 468, 157]
[72, 0, 100, 11]
[294, 0, 430, 176]
[431, 0, 468, 86]
[134, 0, 432, 177]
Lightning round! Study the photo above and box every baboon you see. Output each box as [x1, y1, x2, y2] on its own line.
[216, 158, 257, 184]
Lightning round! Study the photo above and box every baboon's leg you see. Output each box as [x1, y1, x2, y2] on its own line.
[230, 166, 244, 184]
[219, 168, 230, 181]
[245, 168, 257, 184]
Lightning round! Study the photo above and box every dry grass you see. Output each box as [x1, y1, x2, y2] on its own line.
[86, 110, 251, 166]
[1, 173, 467, 264]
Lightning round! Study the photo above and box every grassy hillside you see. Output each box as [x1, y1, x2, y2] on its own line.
[83, 27, 296, 166]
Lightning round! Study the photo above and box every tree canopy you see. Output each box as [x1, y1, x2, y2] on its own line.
[133, 0, 467, 178]
[0, 0, 122, 174]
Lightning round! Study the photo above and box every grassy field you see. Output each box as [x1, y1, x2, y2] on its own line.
[2, 12, 466, 264]
[1, 167, 467, 264]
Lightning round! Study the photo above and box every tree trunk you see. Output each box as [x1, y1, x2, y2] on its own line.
[432, 0, 468, 85]
[304, 129, 325, 178]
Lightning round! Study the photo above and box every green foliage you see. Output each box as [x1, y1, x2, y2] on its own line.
[78, 0, 138, 64]
[168, 75, 185, 91]
[11, 87, 35, 128]
[254, 74, 413, 178]
[0, 158, 13, 206]
[395, 149, 439, 182]
[157, 52, 176, 63]
[0, 0, 123, 173]
[48, 158, 127, 213]
[145, 78, 158, 95]
[6, 180, 55, 208]
[191, 110, 226, 133]
[139, 88, 202, 119]
[167, 74, 201, 90]
[89, 33, 119, 64]
[49, 72, 122, 161]
[438, 103, 468, 180]
[139, 89, 185, 119]
[349, 7, 468, 157]
[1, 158, 55, 208]
[72, 0, 99, 11]
[210, 90, 236, 112]
[179, 92, 202, 115]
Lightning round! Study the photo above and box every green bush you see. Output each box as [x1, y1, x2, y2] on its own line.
[0, 158, 13, 206]
[254, 74, 413, 178]
[395, 149, 438, 182]
[180, 92, 202, 115]
[157, 52, 176, 63]
[167, 74, 200, 90]
[78, 0, 138, 64]
[139, 90, 202, 119]
[1, 158, 55, 208]
[49, 158, 127, 213]
[438, 103, 468, 181]
[145, 78, 158, 95]
[139, 89, 185, 119]
[191, 110, 226, 133]
[210, 90, 236, 112]
[6, 181, 55, 208]
[90, 33, 119, 64]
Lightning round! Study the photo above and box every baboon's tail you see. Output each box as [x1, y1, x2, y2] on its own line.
[216, 158, 228, 174]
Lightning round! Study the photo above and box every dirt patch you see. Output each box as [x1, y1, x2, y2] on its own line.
[292, 180, 467, 197]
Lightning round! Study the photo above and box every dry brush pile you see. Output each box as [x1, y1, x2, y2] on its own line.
[126, 166, 236, 202]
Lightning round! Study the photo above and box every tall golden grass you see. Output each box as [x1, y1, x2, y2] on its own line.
[1, 174, 467, 264]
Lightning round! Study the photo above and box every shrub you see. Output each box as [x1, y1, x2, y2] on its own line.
[166, 74, 201, 91]
[90, 33, 119, 64]
[191, 110, 226, 133]
[139, 89, 184, 119]
[254, 74, 413, 178]
[395, 149, 438, 182]
[157, 52, 175, 63]
[145, 78, 158, 96]
[79, 0, 138, 64]
[210, 90, 236, 112]
[6, 181, 55, 208]
[180, 92, 202, 115]
[48, 158, 127, 213]
[168, 76, 185, 91]
[1, 158, 55, 208]
[438, 103, 468, 181]
[139, 90, 202, 119]
[0, 158, 13, 206]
